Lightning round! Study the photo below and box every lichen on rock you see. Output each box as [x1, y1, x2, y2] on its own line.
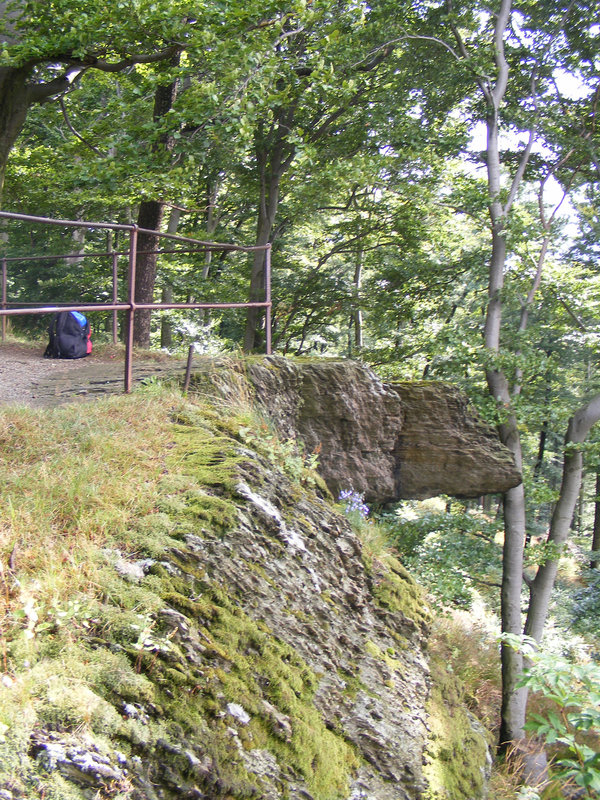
[0, 360, 496, 800]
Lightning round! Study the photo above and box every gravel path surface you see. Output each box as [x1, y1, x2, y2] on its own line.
[0, 343, 186, 408]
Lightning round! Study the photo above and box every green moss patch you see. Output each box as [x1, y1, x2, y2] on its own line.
[0, 385, 361, 799]
[423, 649, 491, 800]
[121, 575, 359, 800]
[369, 554, 431, 631]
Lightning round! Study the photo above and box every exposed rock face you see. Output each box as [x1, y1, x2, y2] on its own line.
[244, 358, 404, 504]
[240, 357, 520, 503]
[0, 366, 494, 800]
[389, 381, 520, 500]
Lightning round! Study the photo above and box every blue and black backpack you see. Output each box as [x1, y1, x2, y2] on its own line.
[44, 310, 92, 359]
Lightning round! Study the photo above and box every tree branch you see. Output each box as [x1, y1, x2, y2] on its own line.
[27, 44, 181, 102]
[59, 96, 106, 156]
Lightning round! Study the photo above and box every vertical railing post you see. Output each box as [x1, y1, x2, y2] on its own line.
[265, 243, 272, 355]
[183, 344, 195, 393]
[108, 229, 119, 345]
[124, 226, 138, 393]
[112, 250, 119, 346]
[1, 258, 6, 344]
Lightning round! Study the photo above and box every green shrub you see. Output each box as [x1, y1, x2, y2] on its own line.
[383, 508, 503, 610]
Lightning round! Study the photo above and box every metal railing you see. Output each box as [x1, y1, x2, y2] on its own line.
[0, 211, 272, 392]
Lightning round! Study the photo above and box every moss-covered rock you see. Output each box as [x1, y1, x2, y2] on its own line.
[424, 648, 493, 800]
[0, 364, 495, 800]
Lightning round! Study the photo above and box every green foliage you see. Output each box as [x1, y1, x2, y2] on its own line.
[238, 421, 321, 487]
[384, 506, 503, 610]
[502, 635, 600, 797]
[565, 565, 600, 640]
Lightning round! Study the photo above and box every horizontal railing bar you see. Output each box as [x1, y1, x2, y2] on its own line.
[0, 211, 135, 231]
[0, 247, 221, 263]
[134, 301, 270, 310]
[5, 302, 121, 307]
[135, 226, 268, 252]
[0, 304, 131, 316]
[0, 301, 270, 316]
[0, 211, 270, 252]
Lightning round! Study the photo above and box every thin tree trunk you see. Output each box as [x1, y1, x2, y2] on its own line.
[160, 283, 173, 349]
[592, 472, 600, 569]
[159, 207, 181, 348]
[525, 395, 600, 641]
[353, 244, 364, 351]
[199, 178, 220, 326]
[65, 219, 86, 267]
[202, 177, 220, 280]
[498, 486, 528, 745]
[477, 0, 537, 752]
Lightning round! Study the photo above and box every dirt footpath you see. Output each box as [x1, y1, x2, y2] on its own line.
[0, 343, 187, 408]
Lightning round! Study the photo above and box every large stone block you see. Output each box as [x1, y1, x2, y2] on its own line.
[246, 357, 520, 503]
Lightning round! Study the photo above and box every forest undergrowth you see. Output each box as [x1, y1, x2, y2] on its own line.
[366, 499, 600, 799]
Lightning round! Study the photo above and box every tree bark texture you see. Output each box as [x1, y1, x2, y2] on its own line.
[132, 65, 179, 347]
[243, 111, 295, 352]
[133, 200, 165, 346]
[0, 66, 38, 199]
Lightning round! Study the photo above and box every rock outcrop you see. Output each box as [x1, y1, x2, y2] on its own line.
[389, 381, 519, 500]
[17, 449, 432, 800]
[0, 391, 448, 800]
[0, 359, 498, 800]
[238, 357, 520, 503]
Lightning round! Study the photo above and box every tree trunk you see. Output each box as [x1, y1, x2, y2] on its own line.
[243, 214, 274, 352]
[243, 112, 295, 353]
[133, 200, 165, 347]
[484, 96, 530, 745]
[591, 471, 600, 569]
[159, 207, 181, 348]
[160, 283, 173, 349]
[498, 485, 528, 745]
[65, 218, 86, 267]
[486, 368, 529, 745]
[525, 395, 600, 641]
[353, 244, 364, 351]
[202, 177, 220, 280]
[132, 62, 179, 347]
[477, 0, 537, 752]
[0, 66, 36, 200]
[199, 178, 220, 326]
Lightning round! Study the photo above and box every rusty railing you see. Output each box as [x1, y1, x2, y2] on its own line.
[0, 211, 272, 392]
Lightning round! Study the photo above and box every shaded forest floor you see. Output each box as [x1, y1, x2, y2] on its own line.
[0, 341, 187, 408]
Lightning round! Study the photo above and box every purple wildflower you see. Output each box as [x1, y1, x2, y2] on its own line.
[338, 489, 369, 518]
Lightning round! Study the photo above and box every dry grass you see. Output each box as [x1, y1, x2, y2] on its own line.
[0, 387, 188, 663]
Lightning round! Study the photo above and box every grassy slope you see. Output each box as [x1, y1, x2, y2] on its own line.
[0, 386, 363, 798]
[0, 380, 492, 800]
